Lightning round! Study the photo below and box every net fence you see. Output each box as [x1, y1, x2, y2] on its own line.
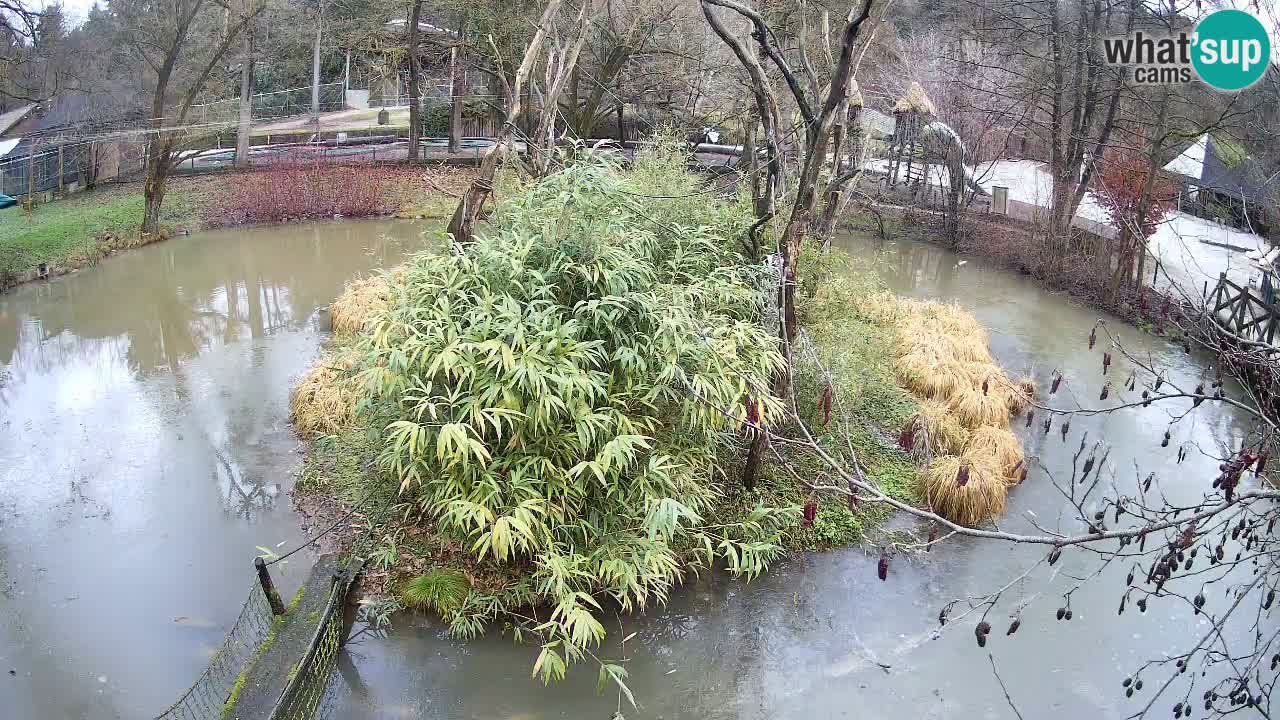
[267, 568, 354, 720]
[153, 579, 276, 720]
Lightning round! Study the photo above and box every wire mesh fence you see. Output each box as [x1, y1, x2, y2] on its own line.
[153, 579, 276, 720]
[0, 142, 93, 198]
[187, 83, 346, 126]
[266, 569, 354, 720]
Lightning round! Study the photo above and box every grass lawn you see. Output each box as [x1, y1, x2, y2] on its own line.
[0, 186, 197, 282]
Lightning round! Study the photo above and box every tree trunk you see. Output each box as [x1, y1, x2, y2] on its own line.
[235, 30, 255, 168]
[448, 14, 465, 154]
[447, 0, 566, 244]
[815, 92, 851, 247]
[311, 8, 322, 125]
[1133, 237, 1147, 292]
[142, 142, 171, 236]
[530, 0, 595, 177]
[406, 0, 423, 161]
[1107, 227, 1133, 303]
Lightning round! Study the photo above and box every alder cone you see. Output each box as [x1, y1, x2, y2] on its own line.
[975, 621, 991, 647]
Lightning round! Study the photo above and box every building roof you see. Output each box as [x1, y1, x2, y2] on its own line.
[1163, 134, 1207, 179]
[893, 82, 936, 115]
[861, 108, 896, 138]
[0, 104, 36, 137]
[1163, 133, 1277, 205]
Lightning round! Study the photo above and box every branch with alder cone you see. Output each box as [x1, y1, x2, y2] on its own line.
[698, 300, 1278, 717]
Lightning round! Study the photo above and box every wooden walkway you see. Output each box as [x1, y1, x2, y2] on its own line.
[1209, 273, 1280, 350]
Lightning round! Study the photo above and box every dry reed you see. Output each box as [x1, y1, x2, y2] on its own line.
[903, 400, 969, 462]
[923, 455, 1007, 527]
[330, 274, 391, 336]
[289, 350, 362, 436]
[863, 292, 1033, 525]
[965, 426, 1025, 481]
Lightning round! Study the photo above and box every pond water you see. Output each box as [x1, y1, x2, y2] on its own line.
[0, 221, 1261, 719]
[321, 231, 1260, 719]
[0, 219, 432, 719]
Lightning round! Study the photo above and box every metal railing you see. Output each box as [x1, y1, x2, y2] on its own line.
[154, 579, 276, 720]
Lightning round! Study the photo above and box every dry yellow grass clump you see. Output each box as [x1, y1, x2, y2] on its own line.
[289, 349, 363, 437]
[330, 273, 391, 336]
[901, 400, 969, 463]
[896, 351, 971, 399]
[966, 426, 1025, 482]
[857, 293, 1032, 526]
[893, 81, 938, 115]
[923, 455, 1006, 527]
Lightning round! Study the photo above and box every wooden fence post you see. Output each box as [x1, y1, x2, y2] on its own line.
[27, 140, 37, 201]
[255, 557, 287, 615]
[58, 144, 65, 195]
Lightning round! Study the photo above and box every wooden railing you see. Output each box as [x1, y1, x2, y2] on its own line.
[1209, 273, 1280, 347]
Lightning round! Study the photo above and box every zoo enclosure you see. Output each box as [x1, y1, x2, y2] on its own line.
[186, 83, 346, 126]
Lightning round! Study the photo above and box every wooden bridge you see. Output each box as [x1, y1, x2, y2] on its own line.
[1209, 273, 1280, 350]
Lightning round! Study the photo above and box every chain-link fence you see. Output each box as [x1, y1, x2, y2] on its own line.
[154, 579, 276, 720]
[266, 569, 354, 720]
[187, 83, 346, 127]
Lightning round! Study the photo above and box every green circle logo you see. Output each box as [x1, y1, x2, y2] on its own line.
[1192, 9, 1271, 91]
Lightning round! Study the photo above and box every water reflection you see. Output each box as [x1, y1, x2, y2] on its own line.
[322, 232, 1262, 719]
[0, 219, 433, 719]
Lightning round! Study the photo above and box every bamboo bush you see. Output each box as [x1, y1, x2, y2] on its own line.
[348, 149, 791, 680]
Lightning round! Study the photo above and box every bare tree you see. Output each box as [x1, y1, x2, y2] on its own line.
[110, 0, 263, 235]
[699, 0, 880, 489]
[445, 0, 569, 244]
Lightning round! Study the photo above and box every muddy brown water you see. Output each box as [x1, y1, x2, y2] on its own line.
[0, 222, 1263, 719]
[322, 232, 1261, 719]
[0, 219, 432, 719]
